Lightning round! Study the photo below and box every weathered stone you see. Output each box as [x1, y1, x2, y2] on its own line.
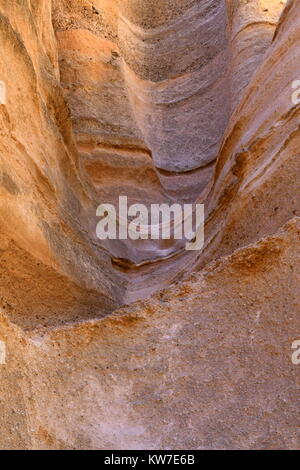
[0, 0, 299, 450]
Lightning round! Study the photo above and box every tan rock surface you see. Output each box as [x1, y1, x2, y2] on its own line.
[198, 0, 299, 270]
[0, 0, 299, 450]
[0, 0, 124, 307]
[1, 218, 299, 449]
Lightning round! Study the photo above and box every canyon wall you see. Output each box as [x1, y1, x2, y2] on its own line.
[0, 0, 298, 450]
[0, 0, 124, 314]
[197, 0, 299, 270]
[50, 0, 287, 298]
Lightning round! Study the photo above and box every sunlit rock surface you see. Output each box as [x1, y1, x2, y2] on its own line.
[0, 0, 298, 450]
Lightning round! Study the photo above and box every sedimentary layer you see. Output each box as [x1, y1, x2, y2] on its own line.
[1, 218, 299, 449]
[0, 0, 298, 451]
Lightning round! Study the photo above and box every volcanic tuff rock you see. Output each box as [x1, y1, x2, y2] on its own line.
[0, 0, 299, 450]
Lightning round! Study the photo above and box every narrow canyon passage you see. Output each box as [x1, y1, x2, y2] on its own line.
[52, 0, 286, 304]
[0, 0, 288, 323]
[2, 0, 300, 451]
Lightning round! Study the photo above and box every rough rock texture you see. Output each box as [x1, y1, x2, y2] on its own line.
[1, 218, 299, 449]
[197, 0, 298, 271]
[0, 0, 299, 450]
[49, 0, 287, 296]
[227, 0, 287, 110]
[0, 0, 124, 308]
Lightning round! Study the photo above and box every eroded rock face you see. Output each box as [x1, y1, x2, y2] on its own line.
[48, 0, 287, 292]
[197, 0, 298, 271]
[0, 0, 124, 312]
[0, 0, 298, 450]
[227, 0, 287, 110]
[1, 218, 299, 449]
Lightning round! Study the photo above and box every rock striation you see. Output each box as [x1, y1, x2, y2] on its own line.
[0, 0, 298, 450]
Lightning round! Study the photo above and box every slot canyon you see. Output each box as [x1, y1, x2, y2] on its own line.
[0, 0, 299, 450]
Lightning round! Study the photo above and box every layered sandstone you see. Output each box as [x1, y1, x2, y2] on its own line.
[1, 217, 299, 449]
[0, 0, 124, 311]
[48, 0, 287, 299]
[0, 0, 299, 450]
